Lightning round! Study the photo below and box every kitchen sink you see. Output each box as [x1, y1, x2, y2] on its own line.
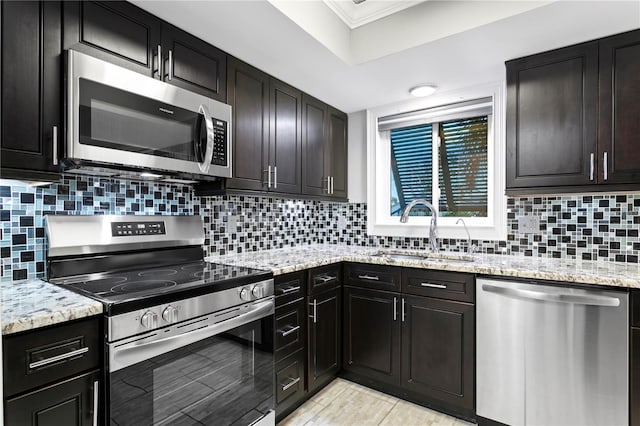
[372, 249, 476, 262]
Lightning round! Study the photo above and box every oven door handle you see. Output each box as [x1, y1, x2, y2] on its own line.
[196, 104, 214, 174]
[109, 299, 274, 372]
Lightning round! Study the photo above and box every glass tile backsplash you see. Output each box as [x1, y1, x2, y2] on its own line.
[2, 175, 639, 281]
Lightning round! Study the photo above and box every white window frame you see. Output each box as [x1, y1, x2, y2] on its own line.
[366, 82, 507, 241]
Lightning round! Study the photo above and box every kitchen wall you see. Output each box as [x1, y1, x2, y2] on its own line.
[2, 176, 640, 281]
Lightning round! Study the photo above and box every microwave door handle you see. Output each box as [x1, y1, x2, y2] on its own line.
[197, 104, 214, 174]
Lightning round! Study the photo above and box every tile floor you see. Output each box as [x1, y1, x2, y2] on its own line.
[278, 378, 473, 426]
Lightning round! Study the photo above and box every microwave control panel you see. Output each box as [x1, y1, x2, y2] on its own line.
[211, 119, 227, 166]
[111, 221, 166, 237]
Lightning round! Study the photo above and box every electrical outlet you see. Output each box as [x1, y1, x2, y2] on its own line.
[518, 215, 539, 234]
[337, 215, 347, 231]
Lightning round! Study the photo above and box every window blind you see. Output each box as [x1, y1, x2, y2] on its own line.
[378, 97, 492, 132]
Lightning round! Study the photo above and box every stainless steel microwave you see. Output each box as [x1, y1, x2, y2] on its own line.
[64, 50, 232, 182]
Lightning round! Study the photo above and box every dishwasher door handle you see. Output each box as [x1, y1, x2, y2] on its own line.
[481, 284, 621, 307]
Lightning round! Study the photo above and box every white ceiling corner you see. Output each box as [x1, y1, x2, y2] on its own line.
[322, 0, 427, 29]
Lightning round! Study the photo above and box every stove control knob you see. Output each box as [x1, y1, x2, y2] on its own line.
[162, 306, 179, 324]
[140, 311, 158, 329]
[239, 287, 252, 301]
[252, 285, 264, 299]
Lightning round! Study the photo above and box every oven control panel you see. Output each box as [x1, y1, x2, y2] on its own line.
[111, 221, 166, 237]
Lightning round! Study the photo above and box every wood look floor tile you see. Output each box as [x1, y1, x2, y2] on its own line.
[278, 378, 469, 426]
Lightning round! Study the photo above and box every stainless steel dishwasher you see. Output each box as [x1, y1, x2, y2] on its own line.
[476, 278, 628, 426]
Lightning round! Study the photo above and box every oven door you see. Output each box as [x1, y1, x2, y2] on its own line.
[67, 50, 232, 178]
[107, 299, 274, 426]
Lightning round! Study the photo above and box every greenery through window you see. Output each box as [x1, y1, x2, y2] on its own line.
[390, 115, 488, 217]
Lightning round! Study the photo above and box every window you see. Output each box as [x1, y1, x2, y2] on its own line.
[367, 84, 506, 240]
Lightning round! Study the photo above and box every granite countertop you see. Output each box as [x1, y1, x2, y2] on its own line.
[2, 279, 103, 335]
[206, 244, 640, 289]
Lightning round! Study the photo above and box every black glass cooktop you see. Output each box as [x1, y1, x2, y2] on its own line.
[50, 261, 272, 315]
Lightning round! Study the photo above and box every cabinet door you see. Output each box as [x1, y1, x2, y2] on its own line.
[308, 288, 341, 392]
[401, 296, 474, 413]
[63, 1, 161, 77]
[599, 29, 640, 184]
[302, 94, 328, 197]
[161, 23, 227, 102]
[506, 42, 598, 190]
[343, 286, 401, 386]
[1, 1, 61, 180]
[5, 370, 100, 426]
[328, 107, 348, 199]
[270, 79, 302, 195]
[226, 58, 269, 191]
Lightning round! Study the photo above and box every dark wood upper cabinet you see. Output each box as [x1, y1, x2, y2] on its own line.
[302, 94, 329, 197]
[226, 58, 269, 192]
[307, 287, 341, 393]
[64, 2, 226, 101]
[598, 30, 640, 184]
[506, 42, 598, 191]
[1, 1, 62, 181]
[328, 107, 348, 199]
[161, 23, 227, 102]
[401, 295, 475, 414]
[343, 286, 401, 387]
[63, 1, 161, 76]
[270, 79, 303, 194]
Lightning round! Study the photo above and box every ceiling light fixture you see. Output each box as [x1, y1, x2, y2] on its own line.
[409, 84, 438, 97]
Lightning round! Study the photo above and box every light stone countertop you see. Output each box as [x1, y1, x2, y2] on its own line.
[2, 279, 103, 335]
[206, 244, 640, 289]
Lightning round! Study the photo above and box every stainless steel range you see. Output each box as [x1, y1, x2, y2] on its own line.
[46, 215, 275, 426]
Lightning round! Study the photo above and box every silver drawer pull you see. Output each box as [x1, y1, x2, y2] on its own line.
[280, 325, 300, 337]
[316, 275, 336, 283]
[358, 274, 380, 281]
[281, 376, 301, 391]
[421, 282, 447, 289]
[278, 286, 301, 295]
[29, 347, 89, 369]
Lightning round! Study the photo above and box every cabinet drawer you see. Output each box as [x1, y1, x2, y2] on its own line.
[275, 271, 306, 306]
[275, 349, 306, 409]
[3, 317, 101, 397]
[344, 263, 401, 292]
[402, 269, 475, 303]
[275, 301, 305, 361]
[308, 264, 341, 296]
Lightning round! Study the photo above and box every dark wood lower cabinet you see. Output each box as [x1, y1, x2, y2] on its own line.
[343, 286, 400, 386]
[5, 369, 100, 426]
[401, 295, 474, 415]
[308, 287, 342, 392]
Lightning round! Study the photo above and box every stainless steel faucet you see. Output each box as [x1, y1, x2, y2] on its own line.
[456, 218, 477, 254]
[400, 199, 438, 252]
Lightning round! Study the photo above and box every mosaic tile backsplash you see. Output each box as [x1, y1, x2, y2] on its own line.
[2, 175, 640, 281]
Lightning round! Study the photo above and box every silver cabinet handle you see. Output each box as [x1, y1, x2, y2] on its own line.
[421, 282, 447, 289]
[324, 176, 330, 193]
[156, 44, 162, 79]
[278, 285, 300, 295]
[29, 347, 89, 369]
[358, 274, 379, 281]
[603, 152, 608, 180]
[274, 166, 278, 189]
[281, 376, 301, 391]
[196, 104, 214, 174]
[481, 284, 620, 307]
[331, 176, 335, 194]
[52, 125, 58, 166]
[310, 299, 317, 323]
[393, 297, 397, 321]
[401, 298, 406, 322]
[280, 325, 300, 337]
[589, 152, 594, 181]
[264, 165, 272, 188]
[92, 380, 99, 426]
[168, 49, 173, 80]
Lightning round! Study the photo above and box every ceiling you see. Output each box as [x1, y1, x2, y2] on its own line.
[322, 0, 427, 29]
[132, 1, 640, 114]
